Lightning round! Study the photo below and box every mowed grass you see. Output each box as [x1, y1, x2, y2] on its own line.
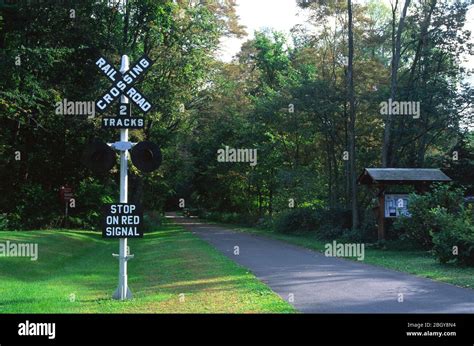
[223, 224, 474, 290]
[0, 224, 295, 313]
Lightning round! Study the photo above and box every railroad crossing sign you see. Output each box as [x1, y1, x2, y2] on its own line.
[85, 54, 161, 301]
[95, 55, 154, 114]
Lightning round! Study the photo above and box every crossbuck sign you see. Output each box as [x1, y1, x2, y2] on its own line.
[95, 55, 154, 114]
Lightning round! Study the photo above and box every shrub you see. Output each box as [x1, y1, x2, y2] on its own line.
[143, 211, 163, 233]
[393, 184, 465, 249]
[274, 208, 320, 234]
[221, 212, 239, 224]
[9, 183, 58, 230]
[0, 213, 10, 231]
[339, 226, 377, 243]
[430, 207, 474, 266]
[314, 208, 351, 240]
[201, 211, 257, 226]
[274, 207, 352, 237]
[317, 208, 352, 230]
[256, 216, 274, 230]
[70, 178, 116, 230]
[316, 223, 344, 240]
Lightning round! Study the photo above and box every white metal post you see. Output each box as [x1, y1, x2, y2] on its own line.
[113, 55, 133, 300]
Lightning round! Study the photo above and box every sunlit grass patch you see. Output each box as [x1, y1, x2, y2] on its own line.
[0, 224, 295, 313]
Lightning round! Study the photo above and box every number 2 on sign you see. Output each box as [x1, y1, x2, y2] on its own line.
[119, 104, 130, 116]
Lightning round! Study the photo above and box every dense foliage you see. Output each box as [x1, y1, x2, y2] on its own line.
[1, 0, 473, 267]
[393, 184, 467, 248]
[394, 185, 474, 265]
[431, 206, 474, 266]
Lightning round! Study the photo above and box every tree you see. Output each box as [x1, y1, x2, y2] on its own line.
[347, 0, 359, 229]
[0, 0, 243, 228]
[382, 0, 411, 167]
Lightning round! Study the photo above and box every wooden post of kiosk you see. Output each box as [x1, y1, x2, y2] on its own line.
[377, 185, 385, 241]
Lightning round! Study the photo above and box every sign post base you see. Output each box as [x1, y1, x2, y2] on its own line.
[111, 237, 134, 301]
[112, 286, 133, 300]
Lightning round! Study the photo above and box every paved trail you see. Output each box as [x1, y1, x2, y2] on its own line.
[172, 216, 474, 313]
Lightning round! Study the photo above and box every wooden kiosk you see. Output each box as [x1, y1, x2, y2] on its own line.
[358, 168, 452, 241]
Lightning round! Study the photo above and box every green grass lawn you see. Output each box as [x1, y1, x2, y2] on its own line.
[219, 223, 474, 290]
[0, 224, 295, 313]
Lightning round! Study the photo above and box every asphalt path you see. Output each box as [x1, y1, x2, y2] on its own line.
[172, 216, 474, 313]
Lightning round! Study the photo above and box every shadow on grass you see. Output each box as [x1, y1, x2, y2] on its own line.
[0, 224, 266, 307]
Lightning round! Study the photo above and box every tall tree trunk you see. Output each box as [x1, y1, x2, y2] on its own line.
[326, 134, 334, 208]
[382, 0, 411, 167]
[332, 148, 340, 208]
[344, 97, 350, 210]
[391, 0, 435, 167]
[347, 0, 359, 230]
[408, 0, 436, 88]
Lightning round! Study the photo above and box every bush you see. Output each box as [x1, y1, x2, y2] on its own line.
[339, 226, 378, 243]
[316, 223, 344, 240]
[9, 183, 58, 230]
[0, 213, 10, 231]
[274, 207, 351, 238]
[274, 208, 320, 234]
[201, 211, 257, 226]
[255, 215, 274, 230]
[314, 208, 352, 240]
[430, 207, 474, 266]
[393, 184, 465, 249]
[143, 211, 163, 233]
[70, 178, 116, 230]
